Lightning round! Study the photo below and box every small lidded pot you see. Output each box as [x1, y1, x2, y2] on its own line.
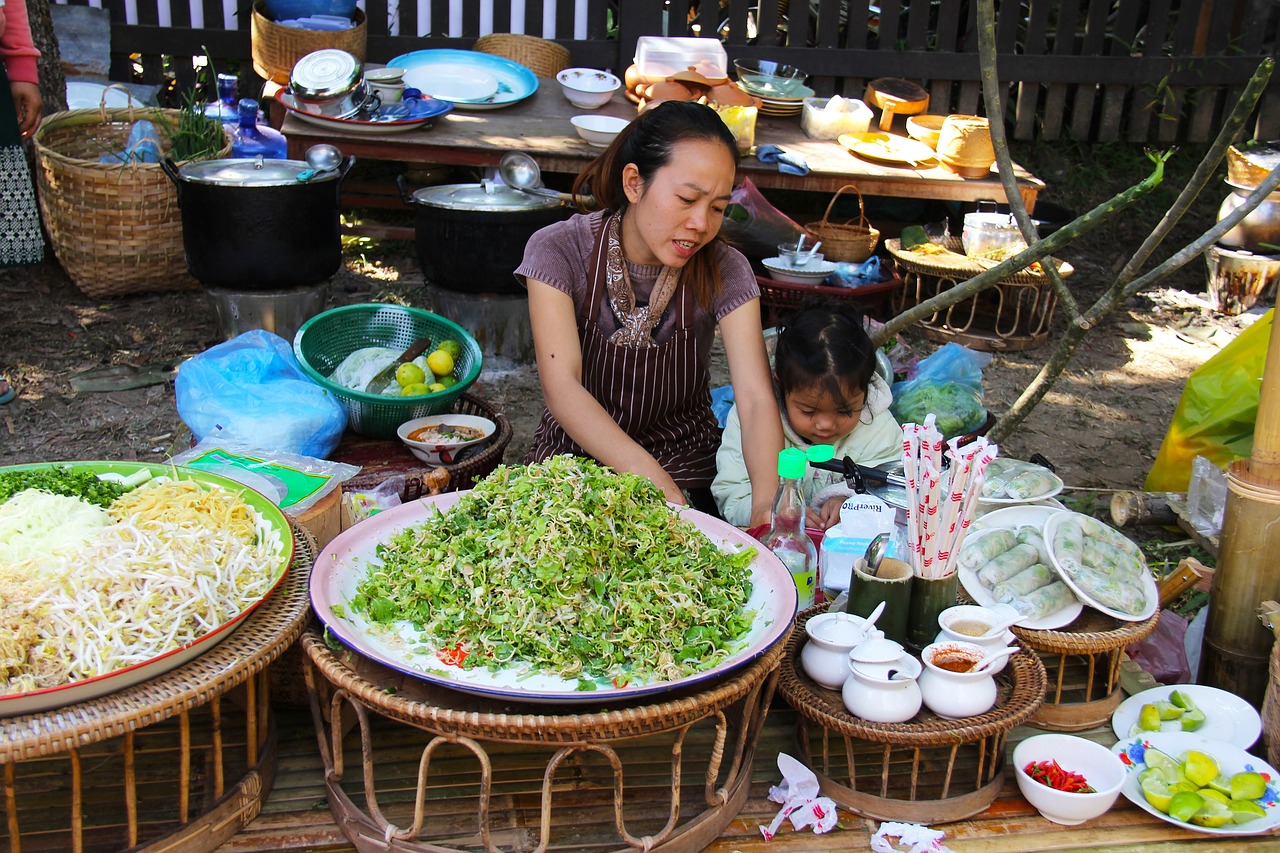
[800, 611, 880, 690]
[918, 640, 1001, 719]
[934, 604, 1016, 674]
[289, 48, 378, 119]
[842, 637, 922, 723]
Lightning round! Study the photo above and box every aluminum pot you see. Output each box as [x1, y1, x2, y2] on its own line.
[1218, 180, 1280, 254]
[161, 154, 354, 289]
[399, 177, 570, 295]
[287, 48, 378, 119]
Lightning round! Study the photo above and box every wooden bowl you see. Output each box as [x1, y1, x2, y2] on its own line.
[906, 114, 947, 149]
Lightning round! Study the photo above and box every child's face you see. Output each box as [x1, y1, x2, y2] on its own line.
[783, 383, 866, 446]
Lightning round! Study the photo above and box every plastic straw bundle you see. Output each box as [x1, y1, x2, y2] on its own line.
[902, 415, 999, 579]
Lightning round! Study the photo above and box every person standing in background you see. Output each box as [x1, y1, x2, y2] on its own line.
[0, 0, 44, 404]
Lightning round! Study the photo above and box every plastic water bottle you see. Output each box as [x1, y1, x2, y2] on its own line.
[231, 99, 287, 160]
[203, 73, 239, 124]
[762, 448, 819, 612]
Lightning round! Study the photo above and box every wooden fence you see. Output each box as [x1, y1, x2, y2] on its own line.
[59, 0, 1280, 142]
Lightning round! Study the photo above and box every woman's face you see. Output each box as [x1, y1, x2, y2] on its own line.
[783, 382, 866, 447]
[619, 137, 735, 268]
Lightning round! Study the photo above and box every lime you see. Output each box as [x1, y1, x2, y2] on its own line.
[437, 339, 463, 360]
[395, 362, 427, 387]
[1142, 748, 1181, 782]
[1230, 771, 1267, 801]
[1189, 796, 1233, 828]
[438, 375, 458, 389]
[1140, 775, 1175, 813]
[1169, 689, 1199, 711]
[1230, 799, 1268, 824]
[1139, 703, 1163, 732]
[427, 382, 447, 393]
[1206, 774, 1234, 796]
[1170, 779, 1200, 795]
[1154, 700, 1185, 721]
[400, 382, 430, 397]
[1168, 791, 1205, 823]
[1199, 788, 1230, 805]
[1181, 708, 1207, 732]
[1181, 751, 1219, 788]
[426, 349, 455, 378]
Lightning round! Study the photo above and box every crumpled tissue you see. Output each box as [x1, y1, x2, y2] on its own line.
[758, 753, 839, 840]
[99, 119, 162, 164]
[870, 821, 957, 853]
[756, 144, 810, 176]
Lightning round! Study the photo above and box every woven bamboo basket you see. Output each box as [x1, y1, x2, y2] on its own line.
[32, 103, 232, 298]
[251, 1, 367, 85]
[804, 184, 880, 263]
[473, 32, 571, 77]
[1263, 601, 1280, 770]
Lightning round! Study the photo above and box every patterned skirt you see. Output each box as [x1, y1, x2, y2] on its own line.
[0, 63, 44, 267]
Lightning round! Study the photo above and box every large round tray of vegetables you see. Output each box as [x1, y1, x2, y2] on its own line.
[310, 456, 797, 704]
[0, 461, 294, 717]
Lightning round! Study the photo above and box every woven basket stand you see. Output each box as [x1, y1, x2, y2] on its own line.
[804, 184, 880, 263]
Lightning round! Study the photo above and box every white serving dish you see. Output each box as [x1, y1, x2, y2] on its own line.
[557, 67, 622, 109]
[957, 528, 1083, 630]
[1110, 684, 1262, 748]
[1015, 734, 1126, 825]
[570, 114, 630, 148]
[396, 414, 496, 464]
[762, 256, 837, 285]
[1043, 511, 1157, 622]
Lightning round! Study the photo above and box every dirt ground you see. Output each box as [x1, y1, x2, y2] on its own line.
[0, 144, 1264, 501]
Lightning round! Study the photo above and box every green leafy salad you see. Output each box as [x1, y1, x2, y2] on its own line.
[344, 456, 757, 690]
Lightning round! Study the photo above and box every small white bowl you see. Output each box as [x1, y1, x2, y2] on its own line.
[397, 414, 495, 465]
[557, 67, 622, 109]
[1012, 734, 1126, 825]
[571, 114, 630, 148]
[761, 256, 837, 285]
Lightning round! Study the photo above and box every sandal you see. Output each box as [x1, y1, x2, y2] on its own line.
[0, 377, 13, 405]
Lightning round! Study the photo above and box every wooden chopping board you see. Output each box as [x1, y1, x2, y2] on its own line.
[864, 77, 930, 131]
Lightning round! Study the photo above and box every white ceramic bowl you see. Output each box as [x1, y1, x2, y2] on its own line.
[557, 67, 622, 109]
[1012, 734, 1126, 825]
[762, 256, 837, 285]
[571, 114, 630, 148]
[396, 414, 495, 465]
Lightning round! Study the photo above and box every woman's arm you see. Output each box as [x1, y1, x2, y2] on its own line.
[526, 277, 686, 505]
[0, 0, 42, 139]
[719, 298, 783, 528]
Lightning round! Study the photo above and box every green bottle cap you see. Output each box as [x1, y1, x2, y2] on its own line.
[778, 447, 807, 479]
[807, 444, 835, 464]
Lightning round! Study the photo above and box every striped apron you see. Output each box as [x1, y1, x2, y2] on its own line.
[525, 216, 721, 488]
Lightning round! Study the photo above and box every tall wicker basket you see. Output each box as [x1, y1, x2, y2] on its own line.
[32, 104, 232, 298]
[473, 33, 572, 77]
[251, 1, 367, 85]
[804, 184, 880, 263]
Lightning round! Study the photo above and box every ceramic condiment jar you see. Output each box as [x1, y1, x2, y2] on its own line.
[842, 637, 922, 723]
[918, 641, 1000, 719]
[801, 611, 880, 689]
[934, 604, 1018, 674]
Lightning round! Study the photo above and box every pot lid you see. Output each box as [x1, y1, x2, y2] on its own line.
[410, 181, 563, 212]
[290, 49, 363, 99]
[806, 612, 869, 646]
[178, 157, 327, 186]
[849, 637, 905, 664]
[964, 211, 1018, 230]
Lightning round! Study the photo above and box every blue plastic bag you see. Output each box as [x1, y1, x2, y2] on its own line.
[98, 119, 162, 164]
[175, 330, 347, 458]
[828, 256, 887, 289]
[890, 343, 992, 438]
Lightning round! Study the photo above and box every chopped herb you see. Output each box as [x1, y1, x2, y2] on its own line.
[0, 466, 129, 507]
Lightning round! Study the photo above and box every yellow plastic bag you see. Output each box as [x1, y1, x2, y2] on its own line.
[1146, 309, 1272, 491]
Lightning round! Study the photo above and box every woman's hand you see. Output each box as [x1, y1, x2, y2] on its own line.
[11, 82, 41, 139]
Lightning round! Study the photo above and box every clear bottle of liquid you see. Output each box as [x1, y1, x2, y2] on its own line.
[203, 73, 239, 124]
[231, 98, 288, 160]
[762, 447, 819, 612]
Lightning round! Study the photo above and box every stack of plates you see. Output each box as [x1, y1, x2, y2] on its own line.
[737, 81, 813, 117]
[762, 256, 837, 285]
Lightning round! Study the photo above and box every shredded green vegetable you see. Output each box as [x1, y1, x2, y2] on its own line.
[349, 456, 757, 687]
[0, 466, 128, 507]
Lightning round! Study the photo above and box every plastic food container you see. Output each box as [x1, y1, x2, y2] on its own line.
[634, 36, 728, 80]
[961, 208, 1030, 258]
[801, 96, 872, 140]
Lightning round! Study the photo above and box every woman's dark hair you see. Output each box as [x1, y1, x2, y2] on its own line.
[774, 300, 877, 406]
[573, 100, 739, 308]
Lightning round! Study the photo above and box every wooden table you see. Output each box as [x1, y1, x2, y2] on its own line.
[280, 82, 1044, 212]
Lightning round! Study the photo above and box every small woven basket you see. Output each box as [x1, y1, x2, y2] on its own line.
[251, 1, 367, 85]
[473, 32, 571, 77]
[804, 184, 880, 263]
[292, 304, 484, 440]
[32, 101, 232, 298]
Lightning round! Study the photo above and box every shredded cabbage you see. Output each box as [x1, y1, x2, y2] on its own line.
[0, 489, 111, 562]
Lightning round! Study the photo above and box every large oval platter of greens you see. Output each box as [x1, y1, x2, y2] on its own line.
[0, 461, 294, 717]
[310, 456, 797, 704]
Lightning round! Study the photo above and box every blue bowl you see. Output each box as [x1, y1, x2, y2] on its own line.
[263, 0, 358, 21]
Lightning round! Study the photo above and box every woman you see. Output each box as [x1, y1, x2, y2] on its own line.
[516, 100, 782, 526]
[0, 0, 43, 404]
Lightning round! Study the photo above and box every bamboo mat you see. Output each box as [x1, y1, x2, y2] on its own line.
[211, 701, 1279, 853]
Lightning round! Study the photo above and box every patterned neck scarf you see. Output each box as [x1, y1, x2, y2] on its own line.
[604, 213, 680, 348]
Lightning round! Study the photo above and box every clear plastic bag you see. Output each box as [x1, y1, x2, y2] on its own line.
[889, 343, 992, 438]
[169, 438, 360, 514]
[720, 177, 808, 260]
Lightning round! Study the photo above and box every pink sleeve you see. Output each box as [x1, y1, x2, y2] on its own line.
[0, 0, 42, 86]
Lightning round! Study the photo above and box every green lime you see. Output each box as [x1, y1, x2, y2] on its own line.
[1138, 703, 1163, 732]
[426, 349, 455, 378]
[1189, 796, 1233, 828]
[1140, 775, 1175, 813]
[1181, 751, 1219, 788]
[400, 382, 430, 397]
[1180, 708, 1206, 731]
[427, 382, 447, 393]
[1154, 700, 1185, 721]
[1199, 788, 1231, 805]
[1206, 774, 1234, 796]
[395, 362, 426, 387]
[1230, 799, 1267, 824]
[1168, 791, 1204, 823]
[438, 375, 458, 388]
[1142, 748, 1180, 782]
[1230, 771, 1267, 801]
[1169, 689, 1199, 711]
[437, 339, 463, 360]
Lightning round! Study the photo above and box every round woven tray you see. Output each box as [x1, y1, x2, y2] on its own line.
[885, 236, 1073, 285]
[1012, 607, 1159, 653]
[778, 604, 1047, 747]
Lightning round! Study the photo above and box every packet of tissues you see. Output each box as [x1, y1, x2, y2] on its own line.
[759, 753, 839, 840]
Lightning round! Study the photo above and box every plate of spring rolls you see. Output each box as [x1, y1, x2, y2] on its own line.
[958, 527, 1083, 630]
[978, 458, 1065, 505]
[1043, 511, 1157, 622]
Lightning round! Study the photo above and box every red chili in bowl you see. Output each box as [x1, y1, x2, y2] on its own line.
[1024, 759, 1096, 793]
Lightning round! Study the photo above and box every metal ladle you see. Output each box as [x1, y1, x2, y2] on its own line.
[498, 151, 587, 205]
[296, 144, 343, 182]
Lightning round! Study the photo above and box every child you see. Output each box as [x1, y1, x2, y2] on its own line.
[713, 301, 902, 529]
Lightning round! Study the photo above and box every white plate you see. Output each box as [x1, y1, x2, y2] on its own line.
[979, 461, 1065, 504]
[1111, 684, 1262, 748]
[762, 257, 837, 284]
[66, 81, 145, 110]
[310, 492, 796, 704]
[1112, 731, 1280, 835]
[957, 528, 1083, 630]
[973, 503, 1067, 531]
[390, 49, 539, 111]
[417, 70, 499, 103]
[1043, 511, 1157, 622]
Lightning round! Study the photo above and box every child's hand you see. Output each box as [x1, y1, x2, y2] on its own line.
[808, 497, 846, 530]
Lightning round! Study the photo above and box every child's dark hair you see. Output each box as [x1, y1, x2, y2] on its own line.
[774, 299, 877, 404]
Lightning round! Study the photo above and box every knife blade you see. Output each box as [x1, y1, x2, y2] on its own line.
[363, 337, 433, 395]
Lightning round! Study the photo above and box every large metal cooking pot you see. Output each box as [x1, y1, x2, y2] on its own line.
[399, 177, 570, 295]
[161, 155, 354, 289]
[1218, 180, 1280, 254]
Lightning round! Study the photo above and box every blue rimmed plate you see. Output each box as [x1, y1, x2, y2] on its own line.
[387, 49, 539, 110]
[278, 91, 452, 134]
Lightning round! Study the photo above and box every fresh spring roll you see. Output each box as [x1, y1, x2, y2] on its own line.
[1071, 566, 1148, 615]
[1082, 538, 1144, 580]
[1080, 516, 1142, 559]
[991, 563, 1055, 603]
[959, 529, 1018, 572]
[976, 542, 1040, 589]
[1004, 468, 1059, 500]
[1051, 518, 1087, 573]
[1016, 525, 1052, 565]
[1009, 580, 1076, 620]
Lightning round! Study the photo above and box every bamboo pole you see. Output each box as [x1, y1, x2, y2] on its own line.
[1248, 314, 1280, 484]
